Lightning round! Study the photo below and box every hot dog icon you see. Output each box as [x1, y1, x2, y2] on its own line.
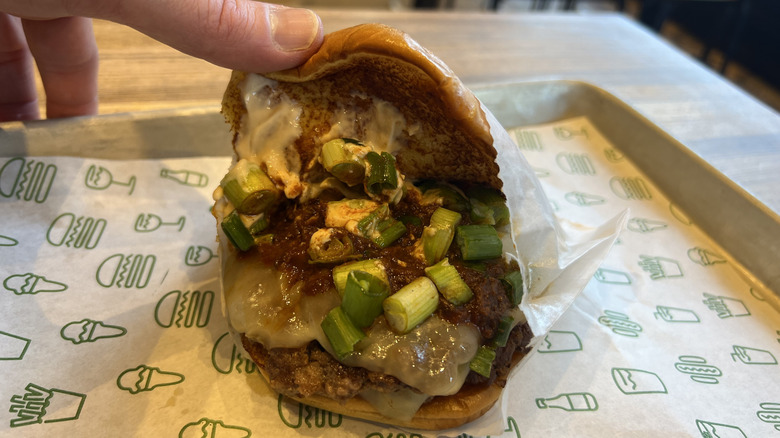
[96, 253, 156, 289]
[155, 290, 214, 328]
[756, 402, 780, 432]
[598, 310, 642, 337]
[0, 157, 57, 203]
[675, 355, 722, 384]
[47, 212, 106, 249]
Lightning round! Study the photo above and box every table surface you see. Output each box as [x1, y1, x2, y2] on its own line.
[35, 10, 780, 216]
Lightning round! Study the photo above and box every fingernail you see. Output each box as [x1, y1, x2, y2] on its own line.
[270, 7, 321, 52]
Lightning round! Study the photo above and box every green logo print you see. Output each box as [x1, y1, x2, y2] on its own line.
[731, 345, 778, 365]
[46, 212, 106, 250]
[603, 147, 625, 163]
[564, 191, 606, 207]
[0, 330, 31, 360]
[0, 234, 19, 246]
[688, 247, 727, 266]
[556, 152, 596, 175]
[627, 217, 668, 233]
[438, 417, 520, 438]
[134, 213, 185, 232]
[155, 290, 214, 328]
[160, 168, 209, 187]
[277, 394, 342, 429]
[3, 272, 67, 295]
[610, 176, 652, 200]
[695, 419, 746, 438]
[538, 330, 583, 353]
[9, 383, 86, 427]
[0, 157, 57, 203]
[593, 267, 632, 285]
[654, 305, 700, 323]
[611, 368, 667, 394]
[638, 255, 684, 280]
[179, 418, 251, 438]
[96, 253, 156, 288]
[117, 365, 185, 394]
[756, 402, 780, 432]
[211, 332, 257, 375]
[512, 130, 543, 150]
[675, 356, 722, 384]
[553, 126, 588, 140]
[60, 318, 127, 344]
[703, 293, 750, 319]
[367, 433, 424, 438]
[598, 310, 642, 337]
[536, 392, 598, 412]
[669, 202, 693, 225]
[184, 245, 217, 266]
[84, 164, 136, 195]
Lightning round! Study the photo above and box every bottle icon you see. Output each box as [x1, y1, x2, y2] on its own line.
[638, 255, 683, 280]
[85, 164, 136, 195]
[134, 213, 185, 232]
[160, 168, 209, 187]
[655, 306, 700, 323]
[536, 392, 598, 411]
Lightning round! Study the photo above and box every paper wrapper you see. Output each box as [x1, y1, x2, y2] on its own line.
[2, 113, 778, 437]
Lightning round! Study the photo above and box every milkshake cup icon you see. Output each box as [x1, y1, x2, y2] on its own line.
[593, 268, 632, 285]
[46, 212, 106, 249]
[731, 345, 778, 365]
[60, 319, 127, 344]
[9, 383, 86, 427]
[655, 306, 700, 323]
[0, 157, 57, 203]
[638, 255, 683, 280]
[184, 245, 217, 266]
[556, 152, 596, 175]
[536, 392, 598, 411]
[160, 168, 209, 187]
[0, 330, 31, 360]
[179, 418, 251, 438]
[611, 368, 667, 394]
[675, 356, 722, 384]
[117, 364, 185, 394]
[85, 164, 136, 195]
[0, 234, 19, 246]
[134, 213, 186, 232]
[627, 217, 668, 233]
[610, 176, 652, 200]
[565, 191, 606, 207]
[538, 330, 583, 353]
[688, 247, 727, 266]
[696, 420, 747, 438]
[4, 273, 67, 294]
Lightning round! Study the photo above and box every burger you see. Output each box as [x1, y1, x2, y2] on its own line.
[213, 24, 536, 430]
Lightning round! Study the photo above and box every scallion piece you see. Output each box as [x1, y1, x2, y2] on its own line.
[341, 270, 390, 328]
[421, 207, 461, 266]
[220, 159, 278, 214]
[503, 270, 524, 306]
[321, 306, 366, 359]
[221, 210, 255, 252]
[244, 214, 269, 235]
[424, 258, 473, 305]
[308, 228, 355, 264]
[383, 277, 439, 334]
[333, 259, 388, 296]
[399, 215, 423, 227]
[456, 224, 503, 260]
[356, 204, 390, 238]
[491, 315, 515, 348]
[467, 186, 510, 227]
[321, 139, 366, 186]
[372, 219, 407, 248]
[254, 234, 274, 246]
[365, 152, 398, 194]
[469, 345, 497, 378]
[419, 182, 470, 212]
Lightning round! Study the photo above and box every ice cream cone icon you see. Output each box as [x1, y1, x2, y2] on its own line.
[4, 272, 67, 295]
[565, 191, 606, 207]
[117, 365, 184, 394]
[61, 319, 127, 344]
[688, 247, 727, 266]
[179, 418, 251, 438]
[627, 218, 668, 233]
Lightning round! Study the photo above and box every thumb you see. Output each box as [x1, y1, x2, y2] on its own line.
[100, 0, 323, 73]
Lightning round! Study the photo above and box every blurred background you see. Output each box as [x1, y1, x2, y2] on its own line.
[273, 0, 780, 112]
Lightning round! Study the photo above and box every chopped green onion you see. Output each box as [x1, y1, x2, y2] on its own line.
[372, 218, 407, 248]
[321, 139, 366, 186]
[243, 214, 269, 235]
[333, 259, 388, 296]
[467, 186, 510, 227]
[356, 204, 390, 237]
[421, 207, 461, 266]
[503, 270, 524, 306]
[221, 210, 255, 251]
[424, 258, 473, 305]
[419, 181, 470, 212]
[220, 159, 278, 214]
[399, 215, 423, 227]
[383, 277, 439, 334]
[341, 271, 390, 328]
[365, 152, 398, 194]
[469, 345, 497, 378]
[254, 234, 274, 246]
[308, 228, 356, 264]
[491, 315, 515, 348]
[321, 306, 366, 359]
[456, 225, 503, 260]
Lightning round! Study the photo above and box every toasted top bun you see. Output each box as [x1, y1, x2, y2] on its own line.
[222, 23, 501, 191]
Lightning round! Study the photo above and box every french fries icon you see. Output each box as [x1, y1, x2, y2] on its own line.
[117, 364, 184, 394]
[3, 272, 67, 295]
[179, 418, 251, 438]
[60, 318, 127, 344]
[9, 383, 86, 427]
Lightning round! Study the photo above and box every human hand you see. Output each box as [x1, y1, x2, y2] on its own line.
[0, 0, 324, 121]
